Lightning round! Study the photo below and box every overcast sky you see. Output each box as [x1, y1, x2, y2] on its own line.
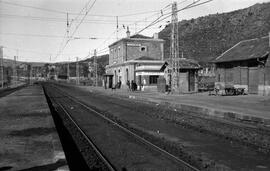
[0, 0, 269, 63]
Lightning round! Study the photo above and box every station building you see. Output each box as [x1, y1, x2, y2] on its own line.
[214, 36, 270, 95]
[105, 29, 165, 91]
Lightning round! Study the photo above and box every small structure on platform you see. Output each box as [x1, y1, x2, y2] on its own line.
[213, 36, 270, 95]
[105, 27, 165, 91]
[160, 58, 201, 93]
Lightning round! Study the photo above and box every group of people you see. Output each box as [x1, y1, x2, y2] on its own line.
[126, 80, 137, 91]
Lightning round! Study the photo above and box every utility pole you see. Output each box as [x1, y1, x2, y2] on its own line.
[13, 56, 17, 87]
[116, 16, 119, 40]
[0, 46, 3, 88]
[76, 57, 79, 85]
[29, 64, 32, 85]
[94, 49, 98, 87]
[170, 1, 180, 93]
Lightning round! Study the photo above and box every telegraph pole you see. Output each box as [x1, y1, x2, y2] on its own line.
[170, 1, 180, 93]
[0, 46, 3, 88]
[76, 57, 79, 85]
[94, 49, 98, 87]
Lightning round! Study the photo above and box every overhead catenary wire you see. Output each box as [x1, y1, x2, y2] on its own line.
[0, 0, 166, 18]
[53, 0, 98, 61]
[94, 4, 172, 53]
[135, 0, 214, 35]
[0, 32, 120, 39]
[0, 14, 157, 24]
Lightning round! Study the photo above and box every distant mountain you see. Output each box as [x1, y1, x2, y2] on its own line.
[159, 2, 270, 65]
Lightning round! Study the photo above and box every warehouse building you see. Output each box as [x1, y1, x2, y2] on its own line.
[214, 36, 270, 95]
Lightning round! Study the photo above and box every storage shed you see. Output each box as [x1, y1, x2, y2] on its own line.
[161, 58, 201, 93]
[213, 36, 270, 95]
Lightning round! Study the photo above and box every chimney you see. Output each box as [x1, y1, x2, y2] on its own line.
[126, 26, 130, 38]
[153, 33, 159, 39]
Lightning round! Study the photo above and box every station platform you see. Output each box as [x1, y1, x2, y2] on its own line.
[0, 85, 68, 170]
[79, 85, 270, 126]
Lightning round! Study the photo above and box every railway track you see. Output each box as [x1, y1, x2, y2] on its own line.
[44, 84, 200, 171]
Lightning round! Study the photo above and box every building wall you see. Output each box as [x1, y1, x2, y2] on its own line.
[109, 41, 125, 65]
[215, 57, 270, 95]
[258, 61, 270, 95]
[107, 37, 164, 90]
[126, 39, 164, 61]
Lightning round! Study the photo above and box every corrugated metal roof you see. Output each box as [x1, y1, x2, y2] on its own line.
[214, 36, 269, 63]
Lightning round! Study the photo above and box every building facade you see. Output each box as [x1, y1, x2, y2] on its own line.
[105, 31, 165, 91]
[214, 36, 270, 95]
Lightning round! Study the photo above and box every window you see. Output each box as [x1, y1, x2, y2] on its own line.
[140, 46, 147, 52]
[118, 46, 121, 57]
[110, 49, 113, 58]
[149, 75, 158, 84]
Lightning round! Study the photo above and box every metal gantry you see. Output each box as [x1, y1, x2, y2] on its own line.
[170, 1, 180, 92]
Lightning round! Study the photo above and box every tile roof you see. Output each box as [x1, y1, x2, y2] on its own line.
[130, 34, 151, 39]
[214, 36, 270, 63]
[134, 56, 156, 61]
[161, 58, 201, 71]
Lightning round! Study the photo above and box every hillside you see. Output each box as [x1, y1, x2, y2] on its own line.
[3, 58, 46, 67]
[56, 54, 109, 77]
[159, 2, 270, 65]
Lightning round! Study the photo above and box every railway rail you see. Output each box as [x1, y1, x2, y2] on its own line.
[44, 83, 200, 171]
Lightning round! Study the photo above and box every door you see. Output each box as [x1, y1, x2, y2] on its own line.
[109, 76, 113, 88]
[189, 71, 195, 92]
[248, 67, 258, 94]
[179, 72, 188, 93]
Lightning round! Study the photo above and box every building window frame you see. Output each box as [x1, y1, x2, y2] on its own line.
[149, 75, 158, 84]
[140, 46, 147, 52]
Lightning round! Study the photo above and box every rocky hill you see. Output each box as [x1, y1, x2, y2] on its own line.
[159, 2, 270, 65]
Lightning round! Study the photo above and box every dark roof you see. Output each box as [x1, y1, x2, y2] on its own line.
[130, 34, 151, 39]
[214, 36, 269, 63]
[161, 58, 201, 71]
[134, 56, 156, 61]
[109, 34, 164, 47]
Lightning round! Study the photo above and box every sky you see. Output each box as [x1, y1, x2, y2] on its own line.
[0, 0, 269, 63]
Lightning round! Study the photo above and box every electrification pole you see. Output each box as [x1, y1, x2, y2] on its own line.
[0, 46, 3, 88]
[29, 64, 32, 85]
[94, 49, 98, 87]
[76, 57, 79, 85]
[13, 56, 17, 87]
[67, 58, 70, 83]
[116, 16, 119, 40]
[67, 12, 70, 39]
[170, 1, 180, 93]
